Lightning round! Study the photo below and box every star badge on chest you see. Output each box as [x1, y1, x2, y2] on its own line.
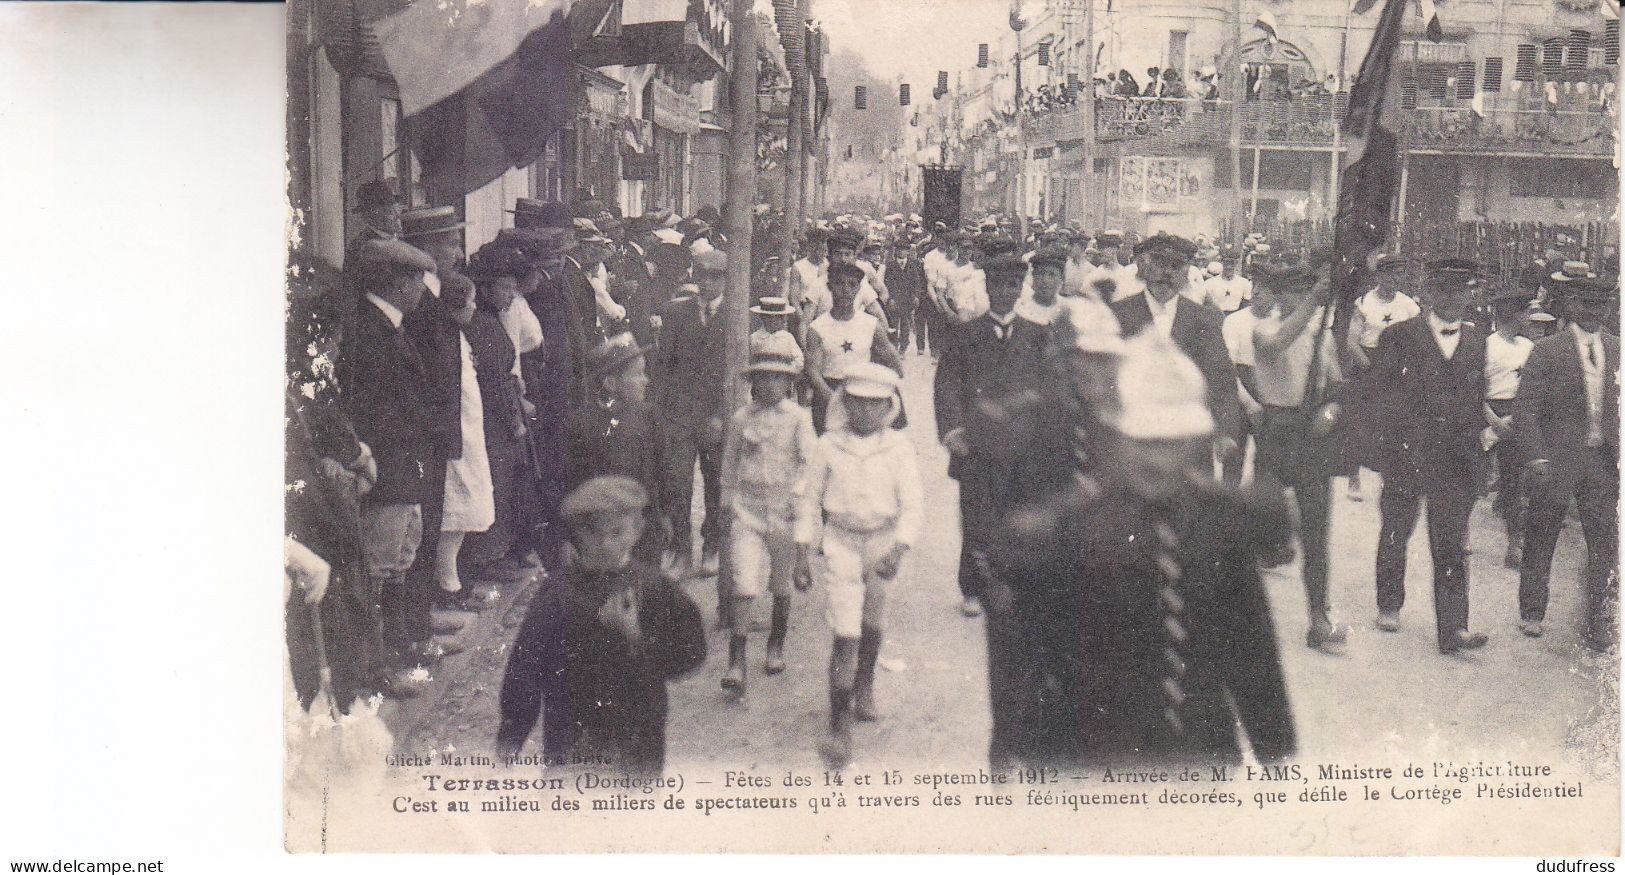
[841, 340, 855, 353]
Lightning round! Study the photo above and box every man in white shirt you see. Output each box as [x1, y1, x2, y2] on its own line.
[1345, 255, 1422, 372]
[1220, 284, 1275, 483]
[1203, 255, 1254, 314]
[788, 227, 831, 322]
[945, 239, 989, 323]
[1514, 276, 1619, 648]
[1482, 289, 1537, 569]
[1250, 262, 1347, 651]
[802, 229, 887, 326]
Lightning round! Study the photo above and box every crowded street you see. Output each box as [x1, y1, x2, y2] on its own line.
[379, 347, 1614, 771]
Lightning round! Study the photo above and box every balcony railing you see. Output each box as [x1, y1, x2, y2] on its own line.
[1020, 95, 1617, 156]
[1402, 106, 1617, 155]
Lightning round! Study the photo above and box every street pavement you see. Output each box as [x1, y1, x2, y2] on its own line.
[384, 346, 1618, 777]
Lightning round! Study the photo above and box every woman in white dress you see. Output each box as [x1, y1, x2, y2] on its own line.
[434, 274, 496, 595]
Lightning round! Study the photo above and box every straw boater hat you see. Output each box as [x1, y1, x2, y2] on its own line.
[744, 331, 803, 375]
[750, 296, 796, 317]
[1551, 260, 1594, 284]
[1104, 330, 1212, 440]
[399, 205, 468, 240]
[357, 237, 437, 275]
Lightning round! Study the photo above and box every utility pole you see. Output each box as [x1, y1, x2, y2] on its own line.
[723, 0, 758, 412]
[1228, 0, 1245, 240]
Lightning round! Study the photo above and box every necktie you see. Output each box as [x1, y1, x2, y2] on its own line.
[1589, 339, 1602, 371]
[1439, 327, 1458, 337]
[994, 324, 1009, 341]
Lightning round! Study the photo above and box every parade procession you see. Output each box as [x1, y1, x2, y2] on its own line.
[283, 0, 1622, 786]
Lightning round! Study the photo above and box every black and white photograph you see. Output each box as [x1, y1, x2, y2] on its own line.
[277, 0, 1622, 855]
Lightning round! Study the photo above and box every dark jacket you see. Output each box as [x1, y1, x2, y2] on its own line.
[1357, 316, 1487, 484]
[337, 300, 430, 505]
[1111, 292, 1242, 442]
[497, 560, 706, 773]
[653, 295, 730, 433]
[933, 313, 1048, 481]
[464, 309, 524, 459]
[403, 292, 466, 461]
[991, 476, 1296, 768]
[1515, 327, 1620, 503]
[886, 255, 927, 310]
[527, 263, 591, 411]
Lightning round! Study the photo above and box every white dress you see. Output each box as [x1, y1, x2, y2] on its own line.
[440, 333, 496, 533]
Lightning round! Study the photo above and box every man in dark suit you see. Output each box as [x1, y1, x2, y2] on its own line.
[1361, 259, 1491, 654]
[1515, 276, 1619, 649]
[653, 248, 731, 573]
[932, 251, 1047, 769]
[1110, 232, 1242, 464]
[337, 238, 442, 688]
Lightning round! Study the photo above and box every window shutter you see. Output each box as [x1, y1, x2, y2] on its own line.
[1483, 57, 1503, 92]
[1455, 61, 1475, 99]
[1514, 43, 1537, 81]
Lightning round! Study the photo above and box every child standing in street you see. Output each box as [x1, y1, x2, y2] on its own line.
[497, 476, 706, 775]
[796, 363, 923, 769]
[719, 332, 819, 694]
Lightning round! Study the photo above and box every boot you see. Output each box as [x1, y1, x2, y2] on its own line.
[853, 625, 883, 721]
[764, 596, 790, 675]
[817, 637, 858, 768]
[819, 686, 854, 769]
[721, 634, 747, 693]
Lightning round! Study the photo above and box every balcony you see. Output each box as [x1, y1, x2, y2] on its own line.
[572, 0, 728, 77]
[1401, 106, 1617, 157]
[1020, 95, 1616, 158]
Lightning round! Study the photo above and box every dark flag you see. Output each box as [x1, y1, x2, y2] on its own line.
[900, 83, 911, 106]
[938, 70, 950, 92]
[1037, 42, 1050, 66]
[855, 85, 867, 109]
[375, 0, 574, 196]
[1328, 0, 1441, 366]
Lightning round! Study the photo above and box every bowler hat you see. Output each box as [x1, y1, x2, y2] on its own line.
[562, 475, 649, 520]
[400, 206, 468, 239]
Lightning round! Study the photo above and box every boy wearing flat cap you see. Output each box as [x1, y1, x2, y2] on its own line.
[797, 363, 924, 768]
[1359, 258, 1492, 653]
[989, 332, 1296, 768]
[568, 333, 667, 564]
[1514, 275, 1618, 649]
[498, 476, 706, 774]
[718, 333, 819, 693]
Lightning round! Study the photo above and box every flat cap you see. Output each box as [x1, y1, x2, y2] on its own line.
[1134, 231, 1197, 260]
[1423, 257, 1481, 292]
[562, 475, 650, 520]
[839, 362, 902, 399]
[357, 237, 437, 274]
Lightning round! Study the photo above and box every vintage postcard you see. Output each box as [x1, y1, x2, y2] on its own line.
[284, 0, 1622, 854]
